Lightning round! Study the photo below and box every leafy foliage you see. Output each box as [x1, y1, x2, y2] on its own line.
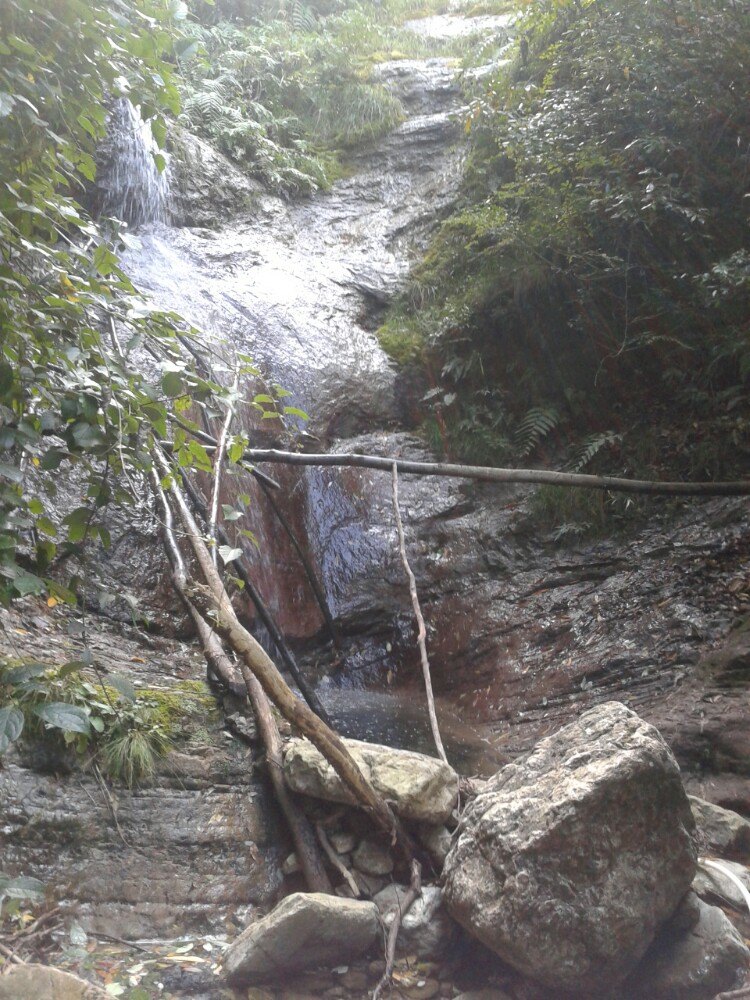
[381, 0, 750, 474]
[0, 0, 246, 606]
[0, 659, 219, 785]
[177, 0, 467, 191]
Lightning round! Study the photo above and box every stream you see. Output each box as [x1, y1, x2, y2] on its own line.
[1, 2, 748, 961]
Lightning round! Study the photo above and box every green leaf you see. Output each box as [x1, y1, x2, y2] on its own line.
[13, 569, 44, 597]
[63, 507, 91, 544]
[57, 661, 88, 678]
[0, 462, 22, 483]
[108, 674, 136, 702]
[34, 702, 91, 735]
[4, 662, 48, 684]
[283, 406, 309, 421]
[218, 545, 243, 565]
[161, 370, 184, 397]
[2, 875, 43, 900]
[0, 706, 24, 753]
[221, 505, 243, 521]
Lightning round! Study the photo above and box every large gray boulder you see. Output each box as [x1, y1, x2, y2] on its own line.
[222, 892, 379, 985]
[283, 737, 459, 824]
[627, 892, 750, 999]
[442, 702, 697, 994]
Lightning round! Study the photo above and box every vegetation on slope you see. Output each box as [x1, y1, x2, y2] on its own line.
[380, 0, 750, 482]
[176, 0, 456, 191]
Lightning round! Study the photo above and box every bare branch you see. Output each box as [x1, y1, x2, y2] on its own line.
[392, 463, 447, 765]
[152, 447, 415, 862]
[209, 368, 239, 568]
[372, 860, 422, 1000]
[237, 448, 750, 497]
[315, 822, 361, 898]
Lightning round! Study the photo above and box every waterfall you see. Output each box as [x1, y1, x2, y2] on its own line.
[97, 99, 171, 229]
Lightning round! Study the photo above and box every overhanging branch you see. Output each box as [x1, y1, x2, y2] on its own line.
[238, 449, 750, 497]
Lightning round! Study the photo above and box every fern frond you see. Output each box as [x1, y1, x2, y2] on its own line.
[566, 431, 620, 472]
[514, 406, 560, 459]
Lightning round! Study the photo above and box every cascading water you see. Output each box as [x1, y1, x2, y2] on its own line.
[96, 98, 171, 228]
[116, 18, 519, 765]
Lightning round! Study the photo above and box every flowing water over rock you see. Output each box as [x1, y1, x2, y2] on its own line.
[94, 99, 171, 228]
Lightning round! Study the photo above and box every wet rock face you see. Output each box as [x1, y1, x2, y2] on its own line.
[0, 603, 283, 939]
[442, 702, 698, 994]
[169, 127, 262, 227]
[0, 750, 282, 939]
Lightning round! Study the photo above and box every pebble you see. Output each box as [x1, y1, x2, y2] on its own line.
[402, 979, 441, 999]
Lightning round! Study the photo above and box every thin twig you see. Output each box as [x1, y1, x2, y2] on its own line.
[315, 822, 362, 898]
[209, 367, 239, 568]
[93, 932, 153, 954]
[372, 860, 422, 1000]
[5, 907, 62, 943]
[392, 463, 447, 764]
[0, 941, 24, 967]
[93, 762, 130, 848]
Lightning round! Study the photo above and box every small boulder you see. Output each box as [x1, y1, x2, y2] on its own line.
[443, 702, 697, 993]
[627, 893, 750, 999]
[283, 737, 458, 824]
[222, 892, 379, 985]
[417, 824, 453, 868]
[352, 838, 394, 876]
[0, 964, 107, 999]
[689, 795, 750, 859]
[693, 858, 750, 913]
[373, 884, 458, 959]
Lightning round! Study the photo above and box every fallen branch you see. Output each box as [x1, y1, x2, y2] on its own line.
[152, 470, 331, 892]
[372, 859, 422, 1000]
[239, 449, 750, 497]
[154, 448, 414, 862]
[391, 462, 447, 764]
[177, 468, 331, 724]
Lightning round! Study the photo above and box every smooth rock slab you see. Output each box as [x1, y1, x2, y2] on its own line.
[283, 737, 459, 824]
[222, 892, 379, 985]
[0, 964, 107, 999]
[628, 894, 750, 999]
[443, 702, 697, 994]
